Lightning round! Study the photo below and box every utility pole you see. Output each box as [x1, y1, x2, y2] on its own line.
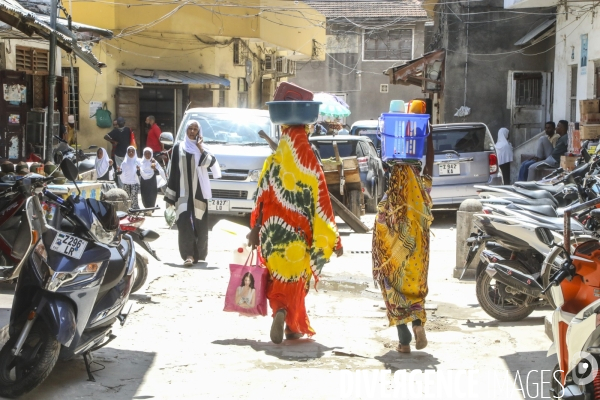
[45, 0, 58, 162]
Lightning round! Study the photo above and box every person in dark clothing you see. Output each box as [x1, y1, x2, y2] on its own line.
[527, 120, 569, 181]
[138, 147, 166, 212]
[165, 120, 221, 266]
[104, 117, 132, 187]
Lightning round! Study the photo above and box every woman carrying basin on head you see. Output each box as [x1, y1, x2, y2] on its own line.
[165, 120, 221, 267]
[372, 99, 434, 354]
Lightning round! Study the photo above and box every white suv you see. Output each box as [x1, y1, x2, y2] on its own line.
[173, 108, 276, 216]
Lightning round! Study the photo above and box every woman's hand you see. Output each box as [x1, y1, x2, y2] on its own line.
[109, 159, 113, 166]
[196, 137, 204, 153]
[247, 225, 260, 247]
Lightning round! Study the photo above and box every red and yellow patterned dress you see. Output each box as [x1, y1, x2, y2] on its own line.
[251, 125, 341, 336]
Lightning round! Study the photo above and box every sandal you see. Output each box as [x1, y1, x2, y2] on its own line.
[183, 257, 193, 267]
[396, 344, 411, 353]
[413, 325, 428, 350]
[270, 309, 286, 344]
[285, 327, 304, 340]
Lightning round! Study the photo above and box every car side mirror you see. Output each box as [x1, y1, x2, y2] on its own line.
[160, 132, 174, 146]
[535, 227, 555, 246]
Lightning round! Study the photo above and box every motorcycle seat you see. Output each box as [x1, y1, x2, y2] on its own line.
[507, 203, 557, 218]
[510, 208, 584, 231]
[508, 197, 557, 207]
[514, 188, 558, 204]
[514, 181, 565, 195]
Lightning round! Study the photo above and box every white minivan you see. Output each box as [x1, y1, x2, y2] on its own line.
[173, 108, 276, 216]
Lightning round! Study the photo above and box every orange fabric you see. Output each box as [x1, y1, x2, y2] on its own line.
[267, 278, 313, 336]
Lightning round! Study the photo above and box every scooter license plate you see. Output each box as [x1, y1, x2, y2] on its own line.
[50, 233, 88, 259]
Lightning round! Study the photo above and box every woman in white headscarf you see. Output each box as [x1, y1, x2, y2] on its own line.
[138, 147, 166, 212]
[119, 146, 141, 210]
[165, 120, 221, 266]
[495, 128, 513, 184]
[95, 147, 113, 181]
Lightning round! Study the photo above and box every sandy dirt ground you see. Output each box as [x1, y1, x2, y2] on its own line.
[0, 203, 556, 400]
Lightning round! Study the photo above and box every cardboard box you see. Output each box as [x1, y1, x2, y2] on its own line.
[580, 99, 600, 114]
[581, 113, 600, 124]
[580, 125, 600, 140]
[560, 155, 578, 171]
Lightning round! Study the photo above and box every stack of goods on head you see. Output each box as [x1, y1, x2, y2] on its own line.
[579, 99, 600, 140]
[378, 99, 430, 162]
[266, 83, 320, 125]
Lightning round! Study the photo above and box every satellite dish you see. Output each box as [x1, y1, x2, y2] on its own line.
[245, 59, 252, 85]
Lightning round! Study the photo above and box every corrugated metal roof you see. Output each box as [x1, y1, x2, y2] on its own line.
[307, 0, 427, 18]
[0, 0, 105, 72]
[514, 18, 555, 46]
[118, 69, 231, 87]
[36, 15, 113, 39]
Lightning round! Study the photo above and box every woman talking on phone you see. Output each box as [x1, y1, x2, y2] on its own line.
[165, 120, 221, 266]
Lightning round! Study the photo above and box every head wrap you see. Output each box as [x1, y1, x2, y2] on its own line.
[95, 147, 110, 178]
[120, 146, 140, 185]
[495, 127, 513, 165]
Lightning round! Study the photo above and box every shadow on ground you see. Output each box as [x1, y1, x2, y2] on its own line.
[20, 348, 157, 400]
[374, 350, 441, 373]
[501, 351, 556, 400]
[212, 338, 341, 361]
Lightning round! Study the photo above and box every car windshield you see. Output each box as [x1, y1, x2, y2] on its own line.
[311, 140, 357, 158]
[432, 127, 492, 154]
[176, 113, 272, 145]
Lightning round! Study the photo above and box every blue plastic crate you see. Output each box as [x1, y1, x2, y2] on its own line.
[379, 113, 430, 161]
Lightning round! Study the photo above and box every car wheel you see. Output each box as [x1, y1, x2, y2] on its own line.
[366, 182, 378, 213]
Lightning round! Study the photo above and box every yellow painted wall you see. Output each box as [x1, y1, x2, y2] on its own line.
[64, 0, 324, 148]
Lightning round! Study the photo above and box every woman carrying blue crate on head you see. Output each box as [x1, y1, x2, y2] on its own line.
[372, 99, 434, 354]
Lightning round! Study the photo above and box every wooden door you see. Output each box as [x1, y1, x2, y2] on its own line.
[0, 70, 27, 160]
[116, 88, 140, 154]
[189, 89, 213, 108]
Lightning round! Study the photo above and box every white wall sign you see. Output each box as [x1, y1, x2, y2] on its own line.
[89, 101, 102, 118]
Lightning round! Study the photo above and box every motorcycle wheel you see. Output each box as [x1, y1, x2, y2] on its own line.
[131, 251, 148, 294]
[476, 263, 536, 321]
[0, 320, 60, 398]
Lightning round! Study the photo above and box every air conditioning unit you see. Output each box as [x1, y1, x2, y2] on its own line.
[264, 54, 275, 72]
[287, 60, 296, 75]
[276, 56, 287, 73]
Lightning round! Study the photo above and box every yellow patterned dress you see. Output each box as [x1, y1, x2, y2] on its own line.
[372, 163, 433, 327]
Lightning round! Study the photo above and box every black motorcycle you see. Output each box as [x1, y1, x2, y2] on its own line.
[0, 159, 135, 398]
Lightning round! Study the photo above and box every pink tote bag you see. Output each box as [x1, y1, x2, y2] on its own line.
[223, 252, 268, 317]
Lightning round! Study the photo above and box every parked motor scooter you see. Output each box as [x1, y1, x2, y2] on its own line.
[0, 159, 135, 398]
[118, 206, 160, 293]
[52, 135, 98, 179]
[540, 196, 600, 399]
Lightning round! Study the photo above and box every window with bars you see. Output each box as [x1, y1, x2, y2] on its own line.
[61, 67, 79, 125]
[233, 40, 248, 66]
[570, 65, 578, 123]
[218, 74, 227, 107]
[16, 46, 49, 75]
[363, 29, 412, 61]
[514, 73, 542, 106]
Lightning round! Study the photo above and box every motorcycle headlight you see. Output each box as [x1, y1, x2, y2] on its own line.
[45, 262, 101, 292]
[31, 240, 50, 282]
[249, 169, 261, 182]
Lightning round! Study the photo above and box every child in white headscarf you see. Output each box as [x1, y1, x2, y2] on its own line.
[495, 128, 513, 184]
[119, 146, 141, 209]
[138, 147, 166, 213]
[95, 147, 113, 181]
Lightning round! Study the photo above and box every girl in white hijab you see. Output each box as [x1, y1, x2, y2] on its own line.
[119, 146, 141, 209]
[165, 120, 221, 266]
[139, 147, 166, 212]
[95, 147, 113, 181]
[495, 127, 513, 184]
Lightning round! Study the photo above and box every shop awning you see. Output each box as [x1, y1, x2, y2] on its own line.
[514, 18, 555, 46]
[118, 69, 231, 88]
[384, 49, 445, 90]
[0, 0, 106, 72]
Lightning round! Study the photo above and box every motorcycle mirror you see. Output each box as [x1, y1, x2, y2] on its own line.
[159, 132, 174, 146]
[59, 159, 81, 195]
[535, 227, 555, 246]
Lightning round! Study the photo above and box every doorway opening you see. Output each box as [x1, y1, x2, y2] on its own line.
[139, 86, 176, 149]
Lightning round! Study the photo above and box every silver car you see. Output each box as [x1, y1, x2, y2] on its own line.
[426, 123, 502, 207]
[174, 108, 276, 216]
